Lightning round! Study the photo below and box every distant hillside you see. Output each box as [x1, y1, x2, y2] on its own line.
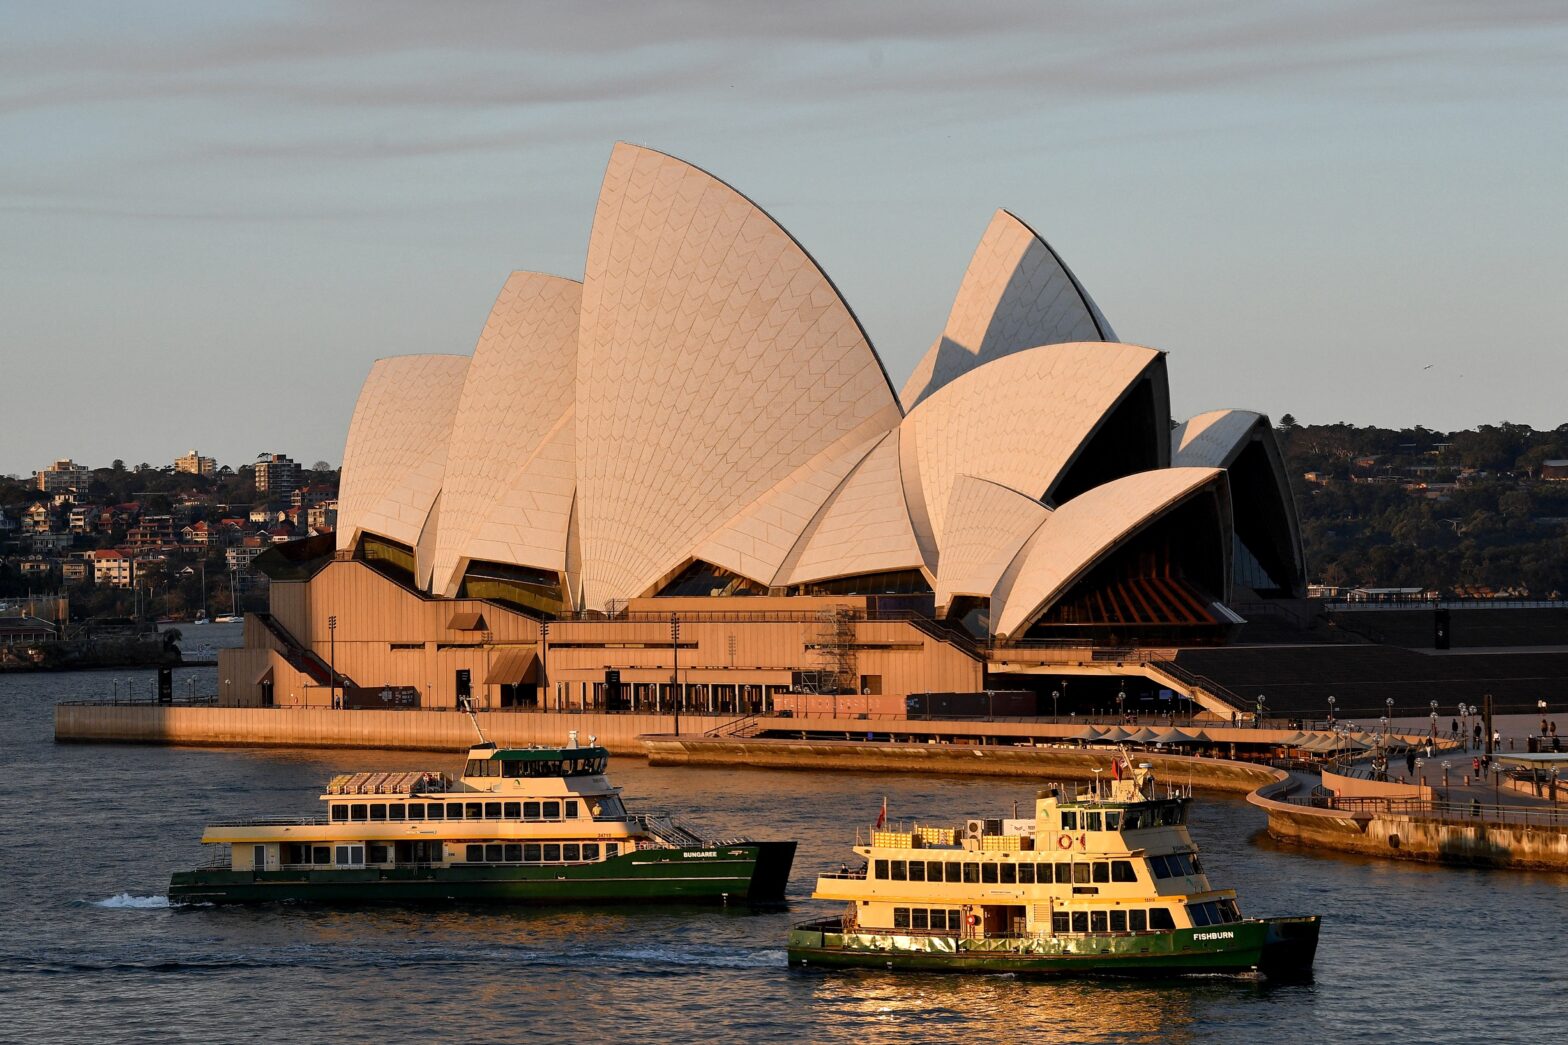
[1276, 419, 1568, 597]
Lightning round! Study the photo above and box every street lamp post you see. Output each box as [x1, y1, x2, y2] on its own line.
[1326, 694, 1336, 729]
[1429, 700, 1439, 740]
[670, 613, 680, 737]
[1051, 690, 1059, 724]
[1385, 697, 1394, 733]
[328, 615, 338, 709]
[1117, 688, 1126, 724]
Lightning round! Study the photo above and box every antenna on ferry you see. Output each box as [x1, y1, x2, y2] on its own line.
[459, 694, 490, 747]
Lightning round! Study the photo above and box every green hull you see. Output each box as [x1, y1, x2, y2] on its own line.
[170, 842, 795, 906]
[787, 915, 1319, 979]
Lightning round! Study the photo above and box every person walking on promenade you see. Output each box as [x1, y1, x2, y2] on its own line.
[1405, 749, 1417, 778]
[1493, 728, 1502, 751]
[1473, 722, 1482, 748]
[1472, 756, 1481, 782]
[1451, 718, 1460, 742]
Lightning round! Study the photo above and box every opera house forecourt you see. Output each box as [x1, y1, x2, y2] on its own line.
[220, 142, 1304, 718]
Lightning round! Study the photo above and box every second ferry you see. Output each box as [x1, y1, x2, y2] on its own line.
[169, 732, 795, 905]
[788, 754, 1319, 978]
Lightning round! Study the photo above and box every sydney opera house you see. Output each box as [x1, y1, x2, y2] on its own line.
[221, 143, 1302, 716]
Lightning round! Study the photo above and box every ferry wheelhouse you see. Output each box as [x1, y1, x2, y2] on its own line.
[788, 758, 1318, 977]
[169, 735, 795, 905]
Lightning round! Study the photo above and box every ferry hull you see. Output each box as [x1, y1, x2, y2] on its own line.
[787, 915, 1319, 979]
[170, 841, 795, 906]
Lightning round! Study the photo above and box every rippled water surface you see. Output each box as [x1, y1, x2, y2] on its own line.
[4, 654, 1564, 1044]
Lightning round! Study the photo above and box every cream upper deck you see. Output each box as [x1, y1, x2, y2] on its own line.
[812, 764, 1241, 935]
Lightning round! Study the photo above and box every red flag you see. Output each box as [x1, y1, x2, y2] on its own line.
[1111, 758, 1122, 781]
[874, 796, 887, 829]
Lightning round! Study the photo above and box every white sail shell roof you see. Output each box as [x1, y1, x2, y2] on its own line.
[934, 475, 1052, 615]
[1172, 409, 1267, 468]
[334, 354, 470, 570]
[899, 342, 1163, 569]
[991, 467, 1229, 639]
[429, 272, 581, 596]
[575, 143, 901, 608]
[777, 429, 926, 587]
[900, 210, 1114, 411]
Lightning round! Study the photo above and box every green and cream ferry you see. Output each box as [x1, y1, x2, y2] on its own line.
[169, 733, 795, 905]
[788, 757, 1319, 978]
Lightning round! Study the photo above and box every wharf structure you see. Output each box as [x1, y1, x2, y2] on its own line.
[209, 141, 1305, 723]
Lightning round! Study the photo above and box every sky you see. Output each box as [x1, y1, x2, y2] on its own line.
[2, 1, 1565, 476]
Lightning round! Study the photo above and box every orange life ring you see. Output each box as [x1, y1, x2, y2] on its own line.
[1056, 833, 1073, 850]
[967, 913, 979, 926]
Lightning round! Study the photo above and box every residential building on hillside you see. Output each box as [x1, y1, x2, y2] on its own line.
[91, 550, 134, 588]
[255, 453, 300, 497]
[175, 449, 217, 477]
[34, 459, 89, 494]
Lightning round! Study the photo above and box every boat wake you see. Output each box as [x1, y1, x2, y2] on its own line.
[92, 894, 171, 909]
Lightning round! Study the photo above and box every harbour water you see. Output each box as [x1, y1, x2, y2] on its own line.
[3, 647, 1564, 1044]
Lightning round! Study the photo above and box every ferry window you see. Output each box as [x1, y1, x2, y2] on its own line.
[924, 861, 942, 881]
[1071, 912, 1088, 933]
[1000, 864, 1016, 884]
[504, 844, 522, 862]
[369, 804, 386, 821]
[331, 804, 348, 822]
[563, 844, 581, 861]
[1150, 908, 1175, 930]
[1190, 903, 1211, 927]
[1092, 862, 1109, 883]
[565, 801, 579, 818]
[894, 907, 910, 930]
[543, 843, 561, 862]
[466, 844, 483, 862]
[1160, 804, 1184, 826]
[1052, 912, 1070, 933]
[962, 863, 979, 884]
[446, 802, 464, 820]
[368, 844, 388, 864]
[350, 804, 368, 822]
[1090, 911, 1108, 933]
[542, 801, 561, 819]
[1061, 811, 1078, 830]
[466, 802, 484, 819]
[1150, 855, 1170, 879]
[485, 802, 502, 819]
[312, 846, 330, 864]
[1130, 909, 1148, 932]
[465, 760, 482, 776]
[388, 805, 405, 821]
[891, 861, 907, 881]
[945, 862, 962, 883]
[485, 844, 504, 862]
[524, 844, 541, 862]
[912, 909, 929, 930]
[981, 864, 998, 884]
[1110, 910, 1128, 932]
[1191, 854, 1204, 875]
[1172, 854, 1193, 876]
[908, 862, 926, 882]
[583, 844, 600, 861]
[1085, 812, 1102, 831]
[1073, 864, 1091, 885]
[425, 803, 442, 820]
[598, 797, 625, 819]
[1111, 860, 1137, 883]
[874, 860, 889, 880]
[504, 802, 520, 819]
[253, 845, 266, 870]
[1018, 864, 1035, 884]
[524, 802, 541, 820]
[1123, 809, 1143, 830]
[1104, 811, 1121, 830]
[1055, 863, 1072, 884]
[336, 845, 350, 864]
[606, 843, 619, 858]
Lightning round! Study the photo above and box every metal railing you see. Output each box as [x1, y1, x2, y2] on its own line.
[1293, 794, 1568, 828]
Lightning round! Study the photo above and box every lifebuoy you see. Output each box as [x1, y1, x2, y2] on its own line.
[967, 913, 979, 926]
[1057, 833, 1073, 850]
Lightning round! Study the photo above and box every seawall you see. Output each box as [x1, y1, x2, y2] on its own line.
[1247, 777, 1568, 872]
[643, 736, 1284, 795]
[53, 704, 726, 755]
